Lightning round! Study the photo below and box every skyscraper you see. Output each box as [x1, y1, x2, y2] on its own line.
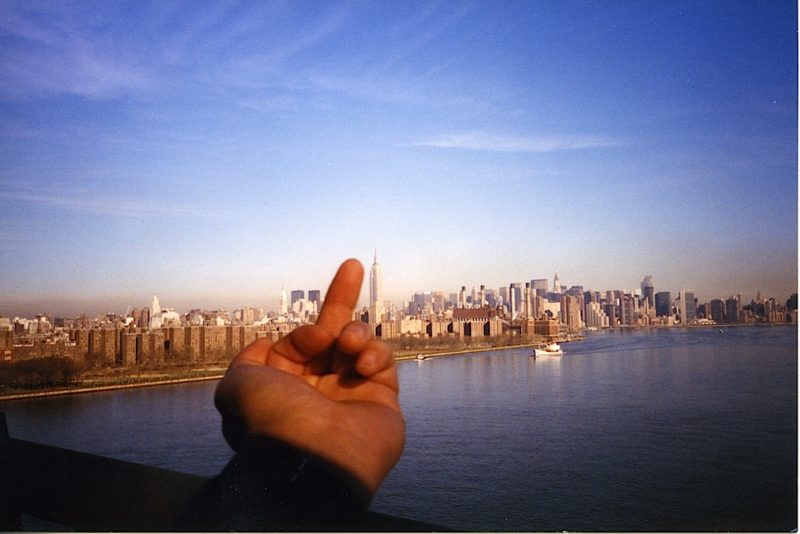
[370, 250, 383, 306]
[678, 290, 696, 325]
[149, 294, 162, 330]
[710, 299, 725, 323]
[725, 295, 741, 323]
[619, 294, 636, 326]
[553, 272, 561, 295]
[279, 284, 288, 316]
[655, 291, 671, 317]
[369, 250, 384, 324]
[290, 290, 304, 308]
[532, 279, 548, 298]
[308, 290, 321, 312]
[498, 286, 508, 311]
[641, 275, 654, 308]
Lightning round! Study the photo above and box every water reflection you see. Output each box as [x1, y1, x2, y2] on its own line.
[387, 328, 796, 531]
[1, 327, 796, 531]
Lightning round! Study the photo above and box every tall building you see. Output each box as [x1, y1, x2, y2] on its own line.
[532, 279, 548, 298]
[131, 308, 142, 328]
[279, 284, 288, 316]
[567, 285, 584, 297]
[410, 292, 432, 315]
[619, 294, 637, 326]
[710, 299, 725, 323]
[241, 306, 257, 325]
[560, 294, 582, 331]
[603, 302, 618, 327]
[725, 295, 741, 324]
[290, 290, 305, 307]
[308, 290, 321, 312]
[498, 286, 508, 310]
[553, 272, 561, 295]
[369, 250, 383, 306]
[149, 295, 162, 330]
[655, 291, 672, 317]
[641, 276, 654, 308]
[432, 291, 446, 313]
[678, 290, 696, 325]
[585, 301, 610, 328]
[369, 250, 385, 324]
[484, 289, 497, 309]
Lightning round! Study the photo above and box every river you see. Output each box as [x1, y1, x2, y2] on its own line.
[1, 326, 796, 531]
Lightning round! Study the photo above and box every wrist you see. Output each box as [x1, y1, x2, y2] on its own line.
[178, 442, 370, 531]
[238, 438, 372, 513]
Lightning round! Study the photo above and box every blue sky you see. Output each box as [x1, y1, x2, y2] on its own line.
[0, 1, 796, 317]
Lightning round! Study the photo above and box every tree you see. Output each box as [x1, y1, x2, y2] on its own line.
[0, 357, 81, 390]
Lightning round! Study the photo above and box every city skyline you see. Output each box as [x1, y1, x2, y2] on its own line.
[0, 2, 796, 318]
[2, 261, 794, 319]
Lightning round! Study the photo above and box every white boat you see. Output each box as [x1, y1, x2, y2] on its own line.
[416, 353, 427, 361]
[533, 343, 563, 357]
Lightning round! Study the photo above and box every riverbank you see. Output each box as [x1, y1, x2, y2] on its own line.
[395, 343, 535, 361]
[0, 340, 555, 400]
[0, 367, 228, 402]
[393, 335, 585, 361]
[3, 324, 789, 400]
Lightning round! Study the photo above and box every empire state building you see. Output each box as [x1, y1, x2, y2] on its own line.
[369, 251, 384, 324]
[370, 250, 383, 305]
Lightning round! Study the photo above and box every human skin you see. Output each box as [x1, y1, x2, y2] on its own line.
[214, 259, 405, 501]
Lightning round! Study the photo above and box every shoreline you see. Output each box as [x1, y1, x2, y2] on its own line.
[0, 374, 225, 402]
[1, 323, 793, 401]
[394, 342, 540, 361]
[393, 337, 585, 361]
[0, 342, 548, 401]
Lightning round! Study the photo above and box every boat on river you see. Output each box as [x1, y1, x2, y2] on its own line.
[533, 343, 563, 357]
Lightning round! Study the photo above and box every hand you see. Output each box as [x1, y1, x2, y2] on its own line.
[214, 259, 404, 501]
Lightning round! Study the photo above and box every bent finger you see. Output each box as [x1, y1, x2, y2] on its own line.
[355, 340, 396, 380]
[271, 324, 335, 361]
[336, 321, 374, 356]
[228, 337, 272, 369]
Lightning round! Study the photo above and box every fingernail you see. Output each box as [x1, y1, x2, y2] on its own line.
[348, 321, 372, 338]
[359, 351, 376, 369]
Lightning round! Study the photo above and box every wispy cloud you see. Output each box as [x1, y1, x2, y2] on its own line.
[238, 96, 300, 112]
[178, 4, 352, 94]
[0, 3, 153, 99]
[411, 131, 621, 153]
[0, 188, 224, 220]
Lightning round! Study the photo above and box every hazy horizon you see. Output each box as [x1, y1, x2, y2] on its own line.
[2, 259, 795, 319]
[1, 1, 796, 319]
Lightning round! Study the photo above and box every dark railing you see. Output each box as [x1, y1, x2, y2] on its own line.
[0, 413, 443, 531]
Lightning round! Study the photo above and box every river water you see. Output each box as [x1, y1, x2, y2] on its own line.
[1, 326, 796, 531]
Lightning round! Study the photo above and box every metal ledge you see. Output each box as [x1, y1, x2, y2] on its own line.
[0, 412, 445, 531]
